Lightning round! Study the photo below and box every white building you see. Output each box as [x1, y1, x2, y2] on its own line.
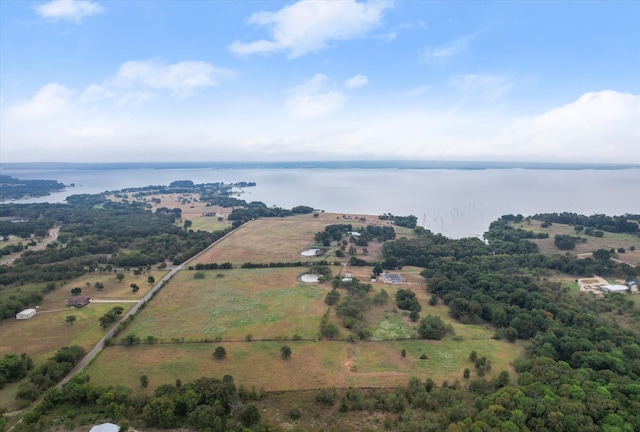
[601, 285, 629, 293]
[16, 308, 36, 319]
[89, 423, 120, 432]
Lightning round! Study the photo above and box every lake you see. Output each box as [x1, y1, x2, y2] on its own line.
[1, 165, 639, 238]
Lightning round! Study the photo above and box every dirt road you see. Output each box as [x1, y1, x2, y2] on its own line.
[0, 226, 60, 266]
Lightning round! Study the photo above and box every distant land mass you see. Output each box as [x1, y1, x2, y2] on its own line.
[1, 160, 640, 171]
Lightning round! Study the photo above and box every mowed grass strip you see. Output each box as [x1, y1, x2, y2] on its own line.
[86, 341, 348, 393]
[118, 268, 331, 341]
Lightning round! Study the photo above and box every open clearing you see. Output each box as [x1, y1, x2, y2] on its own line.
[117, 267, 334, 341]
[86, 336, 523, 393]
[510, 219, 640, 266]
[191, 212, 413, 265]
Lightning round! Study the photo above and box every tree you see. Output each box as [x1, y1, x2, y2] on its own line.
[70, 287, 82, 295]
[280, 345, 292, 360]
[148, 275, 155, 284]
[139, 375, 149, 388]
[116, 273, 125, 283]
[238, 403, 260, 427]
[184, 220, 193, 229]
[373, 262, 384, 276]
[593, 249, 612, 260]
[213, 346, 226, 360]
[130, 283, 139, 293]
[418, 315, 449, 340]
[65, 315, 77, 324]
[325, 289, 340, 306]
[94, 281, 104, 290]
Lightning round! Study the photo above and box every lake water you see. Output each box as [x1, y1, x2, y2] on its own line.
[2, 166, 639, 239]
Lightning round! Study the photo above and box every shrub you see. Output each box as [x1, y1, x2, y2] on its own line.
[213, 346, 226, 360]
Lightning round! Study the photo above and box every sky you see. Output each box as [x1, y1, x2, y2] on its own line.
[1, 0, 639, 164]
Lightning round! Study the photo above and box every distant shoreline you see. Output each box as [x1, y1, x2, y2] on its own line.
[1, 160, 639, 171]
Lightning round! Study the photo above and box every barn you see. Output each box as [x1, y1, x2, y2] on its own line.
[16, 308, 36, 319]
[601, 284, 629, 293]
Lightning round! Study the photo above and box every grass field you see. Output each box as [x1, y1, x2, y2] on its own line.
[86, 335, 524, 394]
[86, 262, 523, 395]
[510, 219, 640, 266]
[117, 267, 334, 341]
[0, 266, 166, 360]
[191, 212, 414, 265]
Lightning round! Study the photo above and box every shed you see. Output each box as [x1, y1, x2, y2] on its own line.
[89, 423, 120, 432]
[16, 308, 36, 319]
[601, 285, 629, 293]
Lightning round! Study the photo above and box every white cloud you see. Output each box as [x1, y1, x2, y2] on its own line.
[449, 74, 512, 102]
[8, 83, 73, 119]
[229, 0, 393, 58]
[34, 0, 104, 23]
[110, 60, 235, 98]
[344, 74, 369, 90]
[398, 85, 430, 98]
[495, 91, 640, 161]
[421, 37, 469, 63]
[286, 74, 349, 118]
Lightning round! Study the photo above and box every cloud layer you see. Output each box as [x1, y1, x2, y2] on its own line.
[229, 0, 393, 58]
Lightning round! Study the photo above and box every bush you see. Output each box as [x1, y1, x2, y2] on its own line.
[288, 406, 302, 420]
[280, 346, 292, 360]
[213, 346, 226, 360]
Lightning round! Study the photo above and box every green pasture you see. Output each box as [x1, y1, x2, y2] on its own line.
[86, 334, 523, 394]
[117, 268, 331, 342]
[0, 302, 135, 364]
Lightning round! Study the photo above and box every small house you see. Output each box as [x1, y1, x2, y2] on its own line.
[16, 308, 36, 319]
[67, 296, 93, 308]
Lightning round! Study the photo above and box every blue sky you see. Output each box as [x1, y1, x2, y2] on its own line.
[1, 0, 638, 163]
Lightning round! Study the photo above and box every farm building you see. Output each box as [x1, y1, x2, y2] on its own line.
[601, 285, 629, 293]
[384, 272, 403, 284]
[67, 296, 93, 308]
[16, 308, 36, 319]
[89, 423, 120, 432]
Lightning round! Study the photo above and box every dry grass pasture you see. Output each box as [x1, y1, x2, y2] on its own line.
[511, 219, 640, 266]
[192, 212, 411, 265]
